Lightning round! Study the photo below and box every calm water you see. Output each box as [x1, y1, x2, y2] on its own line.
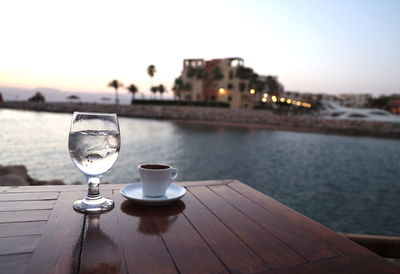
[1, 109, 399, 236]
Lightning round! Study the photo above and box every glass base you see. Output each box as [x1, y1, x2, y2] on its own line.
[73, 196, 114, 214]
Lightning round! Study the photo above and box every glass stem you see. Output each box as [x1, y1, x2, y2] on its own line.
[87, 177, 101, 199]
[88, 215, 100, 230]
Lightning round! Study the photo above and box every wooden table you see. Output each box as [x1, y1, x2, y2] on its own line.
[0, 180, 398, 274]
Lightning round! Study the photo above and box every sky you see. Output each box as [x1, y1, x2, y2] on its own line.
[0, 0, 399, 96]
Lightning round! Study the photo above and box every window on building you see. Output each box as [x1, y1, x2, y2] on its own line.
[239, 82, 246, 92]
[229, 71, 233, 79]
[227, 83, 233, 89]
[211, 96, 216, 101]
[228, 96, 232, 102]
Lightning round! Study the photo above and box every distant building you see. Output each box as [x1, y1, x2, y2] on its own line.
[388, 95, 400, 114]
[338, 93, 371, 108]
[370, 94, 400, 114]
[174, 58, 283, 109]
[284, 92, 372, 109]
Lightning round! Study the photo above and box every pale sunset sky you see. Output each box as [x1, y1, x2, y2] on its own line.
[0, 0, 399, 96]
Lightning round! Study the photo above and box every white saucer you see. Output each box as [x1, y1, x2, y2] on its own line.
[120, 183, 186, 206]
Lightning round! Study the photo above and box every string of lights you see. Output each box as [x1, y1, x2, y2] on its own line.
[218, 88, 312, 108]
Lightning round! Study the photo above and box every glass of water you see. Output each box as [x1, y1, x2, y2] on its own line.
[68, 112, 120, 213]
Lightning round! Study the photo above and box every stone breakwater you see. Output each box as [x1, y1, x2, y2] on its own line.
[0, 165, 66, 186]
[2, 101, 400, 138]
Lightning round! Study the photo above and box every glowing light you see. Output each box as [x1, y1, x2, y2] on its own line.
[302, 103, 307, 107]
[272, 95, 277, 102]
[250, 89, 256, 94]
[296, 101, 301, 106]
[287, 99, 292, 104]
[280, 97, 285, 102]
[218, 88, 225, 94]
[263, 93, 268, 97]
[309, 104, 312, 108]
[261, 97, 267, 103]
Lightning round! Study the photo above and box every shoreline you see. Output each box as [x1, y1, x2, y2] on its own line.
[1, 101, 400, 138]
[171, 119, 366, 137]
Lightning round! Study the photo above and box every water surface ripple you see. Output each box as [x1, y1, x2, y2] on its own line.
[1, 109, 399, 236]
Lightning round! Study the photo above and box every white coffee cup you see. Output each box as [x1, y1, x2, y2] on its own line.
[138, 164, 178, 197]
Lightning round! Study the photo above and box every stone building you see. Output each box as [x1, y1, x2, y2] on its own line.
[338, 94, 371, 108]
[175, 57, 265, 109]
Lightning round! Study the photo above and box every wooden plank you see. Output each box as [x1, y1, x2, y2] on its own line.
[228, 180, 400, 273]
[182, 189, 269, 273]
[0, 200, 55, 211]
[0, 192, 59, 201]
[209, 184, 337, 262]
[189, 185, 307, 268]
[148, 200, 228, 273]
[227, 181, 371, 251]
[0, 187, 11, 192]
[79, 190, 126, 274]
[176, 180, 229, 187]
[0, 253, 31, 274]
[0, 221, 46, 238]
[2, 180, 227, 193]
[26, 191, 85, 274]
[113, 190, 178, 274]
[0, 235, 40, 255]
[0, 210, 51, 223]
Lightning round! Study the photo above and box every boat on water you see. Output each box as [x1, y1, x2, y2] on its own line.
[322, 102, 400, 123]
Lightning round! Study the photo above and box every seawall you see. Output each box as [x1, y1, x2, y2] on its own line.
[1, 101, 400, 138]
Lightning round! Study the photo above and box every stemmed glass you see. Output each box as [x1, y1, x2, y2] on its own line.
[68, 112, 121, 213]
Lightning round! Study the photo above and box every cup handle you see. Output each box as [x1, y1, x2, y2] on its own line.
[170, 168, 178, 180]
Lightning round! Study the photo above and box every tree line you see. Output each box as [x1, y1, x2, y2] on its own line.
[108, 64, 166, 104]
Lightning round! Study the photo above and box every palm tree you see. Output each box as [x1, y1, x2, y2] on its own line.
[195, 68, 206, 79]
[67, 95, 80, 103]
[147, 65, 156, 92]
[158, 84, 165, 99]
[126, 84, 138, 101]
[186, 67, 196, 78]
[212, 67, 224, 80]
[183, 82, 192, 91]
[235, 66, 253, 80]
[150, 86, 158, 98]
[28, 92, 45, 102]
[108, 79, 123, 104]
[254, 79, 266, 93]
[172, 77, 184, 99]
[265, 76, 280, 96]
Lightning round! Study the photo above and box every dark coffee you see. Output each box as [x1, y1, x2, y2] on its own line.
[140, 164, 170, 170]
